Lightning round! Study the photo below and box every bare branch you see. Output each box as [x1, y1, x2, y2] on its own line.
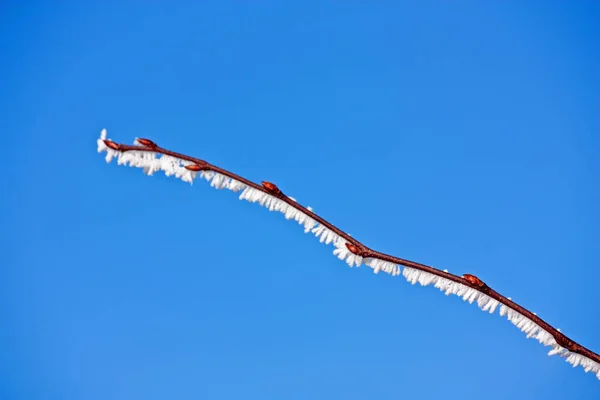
[96, 129, 600, 380]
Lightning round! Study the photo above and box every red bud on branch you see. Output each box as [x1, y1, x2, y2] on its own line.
[103, 140, 120, 150]
[185, 164, 205, 171]
[463, 273, 485, 288]
[137, 138, 157, 148]
[261, 181, 282, 195]
[345, 243, 360, 255]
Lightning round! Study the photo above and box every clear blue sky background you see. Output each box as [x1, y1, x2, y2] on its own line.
[2, 1, 599, 399]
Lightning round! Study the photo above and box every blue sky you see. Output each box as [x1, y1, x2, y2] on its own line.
[2, 1, 599, 399]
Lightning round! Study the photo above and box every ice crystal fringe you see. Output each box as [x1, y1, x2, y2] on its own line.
[237, 187, 318, 233]
[97, 130, 600, 380]
[402, 266, 600, 379]
[362, 258, 401, 276]
[97, 130, 199, 184]
[97, 130, 403, 277]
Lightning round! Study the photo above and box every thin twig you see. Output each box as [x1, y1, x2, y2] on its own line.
[97, 132, 600, 380]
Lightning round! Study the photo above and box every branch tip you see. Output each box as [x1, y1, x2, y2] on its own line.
[103, 140, 120, 151]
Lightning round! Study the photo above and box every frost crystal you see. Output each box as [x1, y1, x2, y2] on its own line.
[97, 129, 199, 184]
[96, 129, 600, 380]
[401, 266, 600, 379]
[364, 258, 400, 276]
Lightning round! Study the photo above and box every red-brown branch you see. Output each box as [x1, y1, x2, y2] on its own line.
[108, 140, 599, 366]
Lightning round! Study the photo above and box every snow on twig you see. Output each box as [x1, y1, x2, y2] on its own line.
[96, 129, 600, 381]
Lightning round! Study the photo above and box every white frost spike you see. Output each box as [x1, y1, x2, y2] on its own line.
[97, 130, 200, 184]
[175, 160, 197, 183]
[227, 179, 246, 192]
[546, 346, 600, 378]
[201, 170, 215, 181]
[300, 217, 317, 233]
[237, 186, 318, 232]
[402, 267, 438, 286]
[403, 267, 494, 311]
[400, 265, 600, 379]
[141, 153, 160, 176]
[97, 129, 120, 163]
[477, 295, 499, 314]
[281, 205, 316, 233]
[105, 150, 118, 163]
[364, 258, 400, 276]
[284, 206, 298, 220]
[253, 191, 268, 204]
[312, 224, 325, 238]
[297, 213, 316, 232]
[118, 150, 157, 171]
[239, 187, 259, 202]
[495, 305, 600, 378]
[210, 173, 230, 189]
[463, 288, 480, 304]
[311, 225, 340, 245]
[97, 129, 108, 152]
[433, 276, 454, 293]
